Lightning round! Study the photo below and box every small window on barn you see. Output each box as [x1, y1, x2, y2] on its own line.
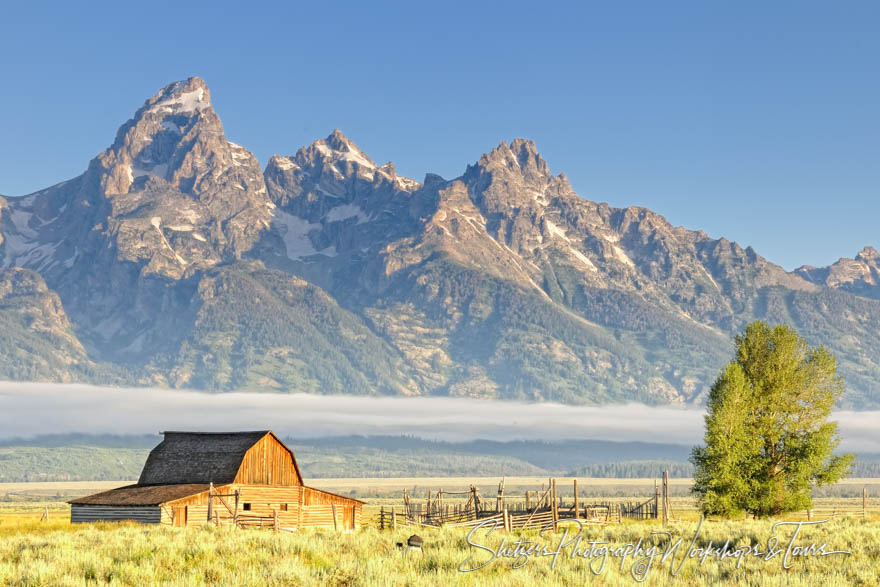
[281, 503, 288, 511]
[243, 503, 251, 511]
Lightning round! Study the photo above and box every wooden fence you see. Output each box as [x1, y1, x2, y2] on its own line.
[381, 477, 653, 531]
[381, 473, 878, 532]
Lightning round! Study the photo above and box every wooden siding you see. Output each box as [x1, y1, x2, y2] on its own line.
[186, 505, 209, 527]
[71, 505, 161, 524]
[299, 504, 360, 530]
[301, 486, 362, 507]
[234, 434, 302, 486]
[163, 486, 224, 507]
[300, 487, 362, 529]
[161, 484, 361, 530]
[236, 485, 303, 504]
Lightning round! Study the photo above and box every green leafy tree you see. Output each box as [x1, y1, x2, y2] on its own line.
[691, 321, 853, 517]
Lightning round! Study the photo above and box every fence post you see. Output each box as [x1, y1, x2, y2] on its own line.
[380, 506, 385, 530]
[233, 490, 240, 528]
[273, 509, 279, 532]
[573, 480, 578, 520]
[391, 506, 397, 531]
[207, 482, 213, 524]
[662, 471, 669, 525]
[654, 480, 659, 520]
[864, 487, 868, 521]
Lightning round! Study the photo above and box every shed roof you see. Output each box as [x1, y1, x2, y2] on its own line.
[138, 431, 274, 486]
[69, 484, 211, 506]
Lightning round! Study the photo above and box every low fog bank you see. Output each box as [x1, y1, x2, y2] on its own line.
[1, 382, 877, 452]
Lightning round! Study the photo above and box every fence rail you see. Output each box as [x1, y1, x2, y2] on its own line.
[380, 474, 879, 532]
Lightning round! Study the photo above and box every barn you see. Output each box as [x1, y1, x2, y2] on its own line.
[68, 431, 364, 530]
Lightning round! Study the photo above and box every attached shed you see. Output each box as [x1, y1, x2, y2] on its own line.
[69, 431, 363, 530]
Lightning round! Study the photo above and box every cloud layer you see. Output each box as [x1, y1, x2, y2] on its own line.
[1, 382, 877, 451]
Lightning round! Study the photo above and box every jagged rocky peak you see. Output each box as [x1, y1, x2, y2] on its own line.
[477, 138, 551, 178]
[266, 130, 421, 194]
[856, 246, 880, 262]
[464, 138, 573, 193]
[461, 138, 574, 214]
[95, 76, 263, 199]
[284, 129, 378, 180]
[795, 245, 880, 295]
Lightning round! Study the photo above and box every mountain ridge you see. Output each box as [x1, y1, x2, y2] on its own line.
[2, 76, 879, 408]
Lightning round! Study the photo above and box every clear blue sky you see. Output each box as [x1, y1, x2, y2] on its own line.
[2, 1, 877, 270]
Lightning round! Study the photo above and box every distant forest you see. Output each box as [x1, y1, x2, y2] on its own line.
[1, 434, 878, 483]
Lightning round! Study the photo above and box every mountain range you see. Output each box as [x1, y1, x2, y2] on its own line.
[2, 76, 878, 407]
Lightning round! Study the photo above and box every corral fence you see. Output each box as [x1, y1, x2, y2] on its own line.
[805, 488, 876, 521]
[380, 472, 678, 531]
[379, 474, 879, 531]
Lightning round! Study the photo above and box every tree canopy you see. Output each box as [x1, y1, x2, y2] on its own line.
[691, 321, 853, 517]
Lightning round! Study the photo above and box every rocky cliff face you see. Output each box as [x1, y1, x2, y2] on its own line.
[0, 268, 121, 383]
[1, 77, 879, 407]
[797, 247, 880, 299]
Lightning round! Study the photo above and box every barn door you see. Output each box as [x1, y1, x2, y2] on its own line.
[173, 506, 187, 527]
[344, 506, 354, 529]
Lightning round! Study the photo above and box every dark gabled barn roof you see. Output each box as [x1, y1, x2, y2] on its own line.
[68, 483, 213, 506]
[138, 431, 273, 486]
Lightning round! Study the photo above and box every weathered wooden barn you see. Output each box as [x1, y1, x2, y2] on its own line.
[69, 431, 363, 530]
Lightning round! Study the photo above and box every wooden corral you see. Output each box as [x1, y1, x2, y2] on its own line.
[385, 475, 674, 531]
[69, 431, 363, 531]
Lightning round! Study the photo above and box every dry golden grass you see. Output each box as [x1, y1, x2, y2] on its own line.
[0, 513, 877, 585]
[1, 475, 879, 586]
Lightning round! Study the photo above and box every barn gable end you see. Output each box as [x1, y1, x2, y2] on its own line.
[234, 431, 303, 486]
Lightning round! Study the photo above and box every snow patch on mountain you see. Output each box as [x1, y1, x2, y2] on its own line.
[151, 87, 208, 114]
[273, 211, 323, 259]
[326, 204, 368, 224]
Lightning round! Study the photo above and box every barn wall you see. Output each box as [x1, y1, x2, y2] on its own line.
[234, 435, 301, 486]
[300, 487, 363, 529]
[236, 485, 303, 505]
[176, 485, 361, 530]
[164, 487, 221, 508]
[298, 504, 361, 529]
[180, 485, 304, 530]
[301, 486, 362, 507]
[71, 505, 161, 524]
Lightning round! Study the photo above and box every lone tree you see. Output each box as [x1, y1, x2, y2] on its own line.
[691, 321, 853, 517]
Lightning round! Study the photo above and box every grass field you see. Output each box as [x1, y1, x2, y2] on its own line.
[0, 513, 878, 585]
[0, 479, 879, 584]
